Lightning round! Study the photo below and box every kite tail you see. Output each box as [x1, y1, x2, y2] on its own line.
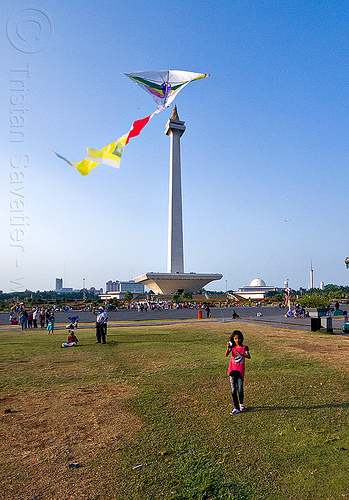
[50, 111, 157, 176]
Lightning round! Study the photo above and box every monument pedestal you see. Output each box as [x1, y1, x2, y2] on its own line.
[134, 272, 223, 295]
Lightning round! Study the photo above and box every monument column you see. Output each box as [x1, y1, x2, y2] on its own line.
[165, 106, 186, 274]
[134, 105, 222, 295]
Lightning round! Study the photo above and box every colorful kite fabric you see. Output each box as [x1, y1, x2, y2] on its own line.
[50, 111, 157, 176]
[50, 70, 209, 175]
[125, 70, 209, 110]
[77, 111, 157, 175]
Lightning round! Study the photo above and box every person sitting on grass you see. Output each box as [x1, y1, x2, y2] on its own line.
[61, 330, 78, 348]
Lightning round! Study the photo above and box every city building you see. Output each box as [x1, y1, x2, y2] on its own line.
[101, 280, 145, 300]
[55, 278, 73, 293]
[55, 278, 102, 294]
[106, 280, 118, 292]
[55, 278, 63, 291]
[88, 287, 103, 295]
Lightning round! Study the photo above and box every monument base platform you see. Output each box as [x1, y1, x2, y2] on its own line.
[134, 272, 223, 295]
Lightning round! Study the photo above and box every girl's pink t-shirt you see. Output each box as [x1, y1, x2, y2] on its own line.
[227, 345, 247, 379]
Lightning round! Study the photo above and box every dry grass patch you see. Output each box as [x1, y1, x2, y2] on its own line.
[234, 323, 349, 371]
[1, 383, 140, 500]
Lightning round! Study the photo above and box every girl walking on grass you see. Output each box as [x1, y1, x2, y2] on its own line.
[46, 314, 55, 335]
[225, 330, 251, 415]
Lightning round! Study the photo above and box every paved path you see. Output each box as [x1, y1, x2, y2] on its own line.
[1, 306, 347, 335]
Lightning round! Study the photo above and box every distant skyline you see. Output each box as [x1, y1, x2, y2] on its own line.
[0, 266, 340, 294]
[1, 1, 348, 293]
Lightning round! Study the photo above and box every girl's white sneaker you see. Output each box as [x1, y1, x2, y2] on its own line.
[240, 404, 246, 412]
[229, 409, 240, 415]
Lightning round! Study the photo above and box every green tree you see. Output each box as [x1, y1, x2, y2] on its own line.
[180, 291, 193, 301]
[124, 291, 133, 302]
[266, 292, 285, 301]
[299, 294, 330, 308]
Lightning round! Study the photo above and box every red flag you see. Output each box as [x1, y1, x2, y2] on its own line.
[126, 114, 153, 144]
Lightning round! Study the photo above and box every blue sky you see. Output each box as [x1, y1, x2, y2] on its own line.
[1, 0, 348, 293]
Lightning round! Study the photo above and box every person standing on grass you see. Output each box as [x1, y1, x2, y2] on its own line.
[225, 330, 251, 415]
[20, 310, 28, 330]
[27, 310, 33, 329]
[92, 306, 108, 344]
[46, 313, 55, 335]
[33, 308, 38, 328]
[39, 308, 46, 328]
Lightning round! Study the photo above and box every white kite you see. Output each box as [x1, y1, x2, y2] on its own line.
[50, 70, 209, 175]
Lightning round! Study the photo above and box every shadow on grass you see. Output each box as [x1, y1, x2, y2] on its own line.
[247, 402, 348, 412]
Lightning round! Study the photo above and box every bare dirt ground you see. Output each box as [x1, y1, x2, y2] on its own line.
[1, 383, 140, 500]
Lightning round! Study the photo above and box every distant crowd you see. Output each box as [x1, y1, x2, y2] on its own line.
[124, 301, 233, 312]
[10, 305, 57, 332]
[9, 304, 79, 334]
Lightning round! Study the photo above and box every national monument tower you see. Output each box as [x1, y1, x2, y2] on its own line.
[134, 107, 222, 294]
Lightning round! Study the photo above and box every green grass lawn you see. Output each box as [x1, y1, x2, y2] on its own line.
[0, 323, 348, 500]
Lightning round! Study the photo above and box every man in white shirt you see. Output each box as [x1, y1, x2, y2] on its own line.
[93, 306, 108, 344]
[33, 308, 38, 328]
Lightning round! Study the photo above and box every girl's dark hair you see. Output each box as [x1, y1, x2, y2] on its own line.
[229, 330, 244, 346]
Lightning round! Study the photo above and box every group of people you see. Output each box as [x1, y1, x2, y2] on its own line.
[285, 305, 308, 318]
[19, 308, 55, 335]
[12, 308, 39, 330]
[10, 306, 56, 333]
[57, 307, 107, 346]
[10, 305, 107, 343]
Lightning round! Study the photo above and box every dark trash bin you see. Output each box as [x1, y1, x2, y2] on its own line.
[320, 317, 333, 333]
[311, 317, 321, 331]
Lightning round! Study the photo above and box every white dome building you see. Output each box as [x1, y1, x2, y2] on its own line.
[235, 278, 280, 300]
[249, 278, 266, 287]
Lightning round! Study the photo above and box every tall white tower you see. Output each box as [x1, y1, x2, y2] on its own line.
[134, 106, 222, 294]
[165, 106, 185, 273]
[310, 261, 314, 289]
